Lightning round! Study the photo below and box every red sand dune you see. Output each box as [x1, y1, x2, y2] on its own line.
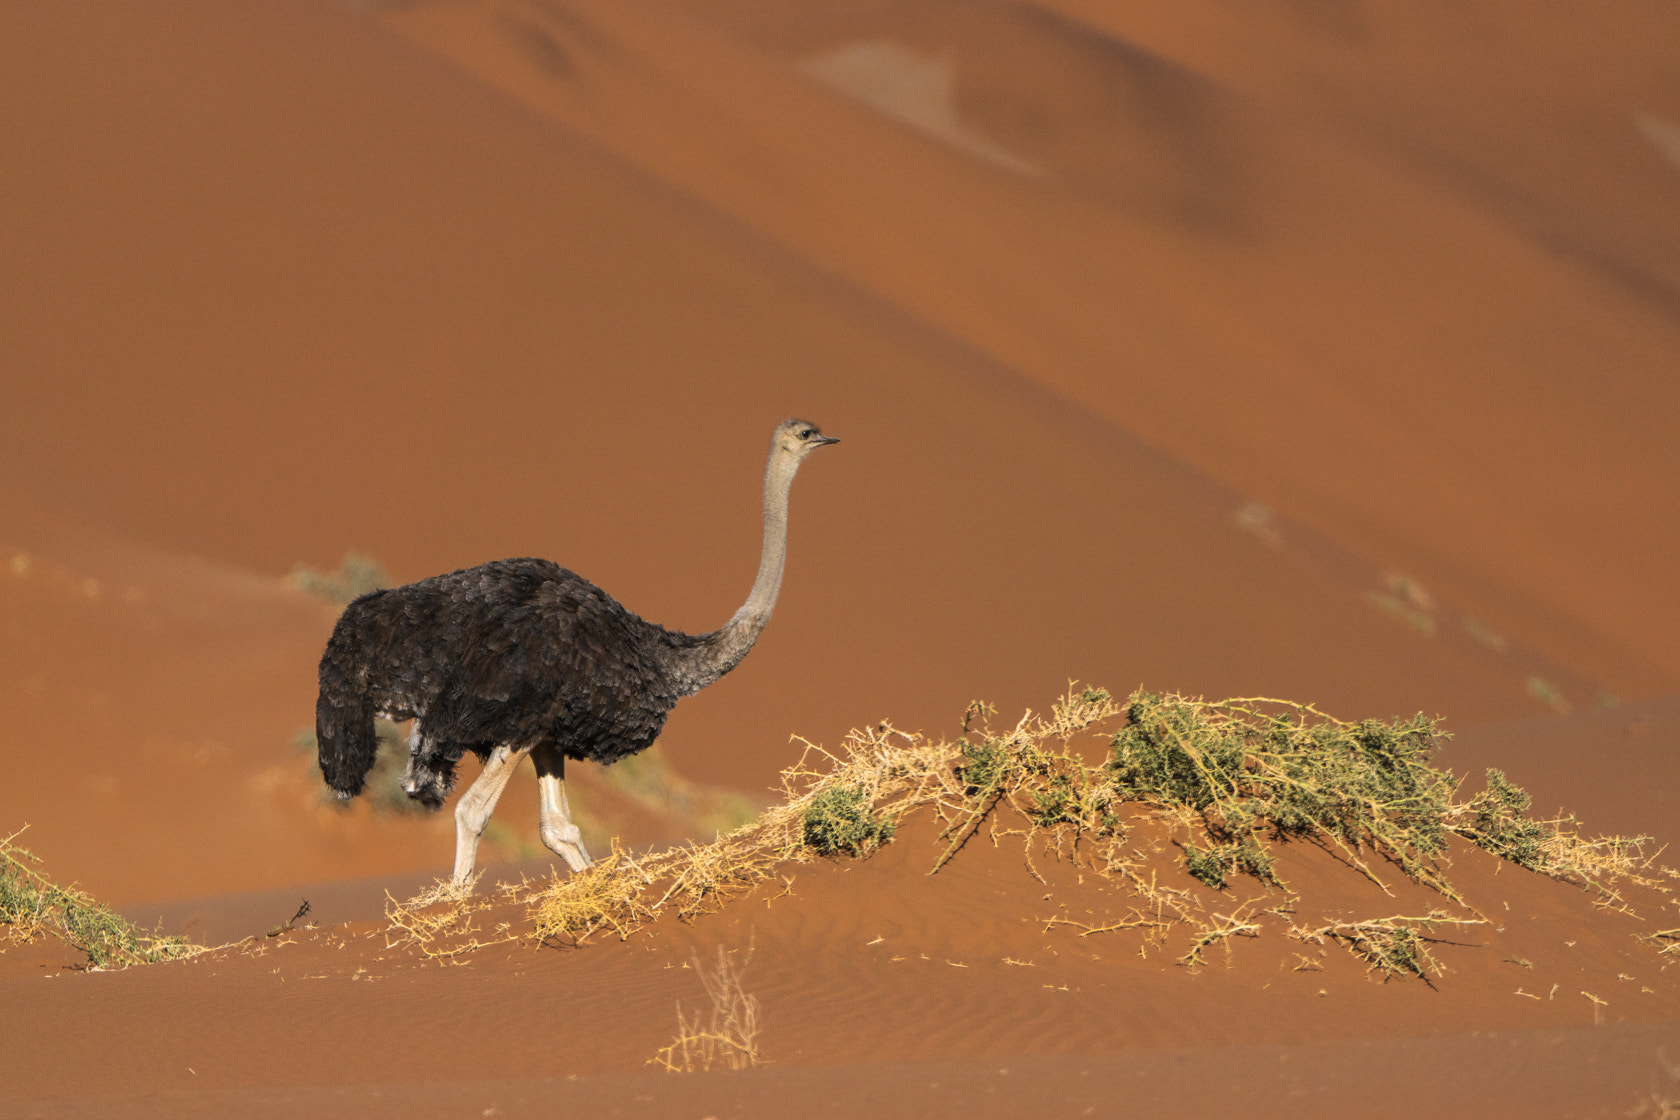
[3, 701, 1679, 1118]
[2, 0, 1678, 1115]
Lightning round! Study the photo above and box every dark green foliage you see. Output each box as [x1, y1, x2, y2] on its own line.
[955, 736, 1010, 798]
[1028, 773, 1089, 829]
[802, 785, 896, 858]
[931, 690, 1126, 875]
[1110, 693, 1245, 811]
[956, 731, 1107, 831]
[1459, 768, 1550, 870]
[1183, 843, 1228, 889]
[1110, 693, 1459, 892]
[0, 855, 42, 927]
[1366, 924, 1429, 980]
[1183, 840, 1278, 889]
[1105, 693, 1621, 901]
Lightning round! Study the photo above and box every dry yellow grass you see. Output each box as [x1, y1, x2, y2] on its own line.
[525, 685, 1117, 944]
[400, 684, 1677, 984]
[650, 946, 762, 1073]
[382, 874, 519, 961]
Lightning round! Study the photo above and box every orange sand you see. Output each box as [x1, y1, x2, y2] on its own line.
[2, 1, 1677, 1115]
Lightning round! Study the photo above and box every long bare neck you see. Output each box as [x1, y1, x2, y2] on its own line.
[675, 444, 800, 693]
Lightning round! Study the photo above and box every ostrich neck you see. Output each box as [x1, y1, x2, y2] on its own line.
[675, 448, 799, 694]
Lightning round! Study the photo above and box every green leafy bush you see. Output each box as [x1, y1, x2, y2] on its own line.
[801, 785, 896, 857]
[1110, 693, 1458, 893]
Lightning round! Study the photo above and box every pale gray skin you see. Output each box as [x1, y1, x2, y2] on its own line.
[389, 419, 838, 887]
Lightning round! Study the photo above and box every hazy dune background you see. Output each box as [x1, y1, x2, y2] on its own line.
[2, 1, 1678, 1115]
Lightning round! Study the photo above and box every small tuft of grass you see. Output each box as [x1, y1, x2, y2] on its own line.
[288, 552, 390, 604]
[1461, 617, 1509, 652]
[1457, 768, 1549, 869]
[1338, 917, 1442, 983]
[1526, 675, 1570, 713]
[1, 826, 204, 969]
[1183, 839, 1277, 890]
[802, 784, 896, 857]
[650, 946, 761, 1073]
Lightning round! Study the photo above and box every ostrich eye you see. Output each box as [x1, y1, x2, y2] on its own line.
[799, 428, 815, 440]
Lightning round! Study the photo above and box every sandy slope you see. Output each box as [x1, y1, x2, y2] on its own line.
[3, 699, 1678, 1117]
[382, 0, 1680, 694]
[1, 0, 1662, 797]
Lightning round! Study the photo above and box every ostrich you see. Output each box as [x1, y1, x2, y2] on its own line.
[314, 418, 838, 887]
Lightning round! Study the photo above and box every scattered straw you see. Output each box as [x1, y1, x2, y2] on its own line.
[1290, 911, 1487, 985]
[1645, 929, 1680, 958]
[1179, 909, 1265, 968]
[383, 874, 518, 962]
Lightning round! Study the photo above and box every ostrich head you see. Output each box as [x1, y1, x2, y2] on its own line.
[773, 417, 840, 462]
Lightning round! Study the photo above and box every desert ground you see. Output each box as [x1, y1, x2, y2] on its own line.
[3, 1, 1679, 1116]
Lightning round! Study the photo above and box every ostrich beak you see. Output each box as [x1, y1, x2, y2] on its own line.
[813, 434, 840, 446]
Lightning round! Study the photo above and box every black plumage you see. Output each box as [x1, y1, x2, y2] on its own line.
[316, 558, 716, 804]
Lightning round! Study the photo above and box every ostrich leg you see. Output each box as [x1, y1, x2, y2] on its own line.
[532, 742, 594, 871]
[451, 743, 530, 886]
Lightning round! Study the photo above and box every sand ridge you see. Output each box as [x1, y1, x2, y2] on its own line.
[4, 700, 1679, 1115]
